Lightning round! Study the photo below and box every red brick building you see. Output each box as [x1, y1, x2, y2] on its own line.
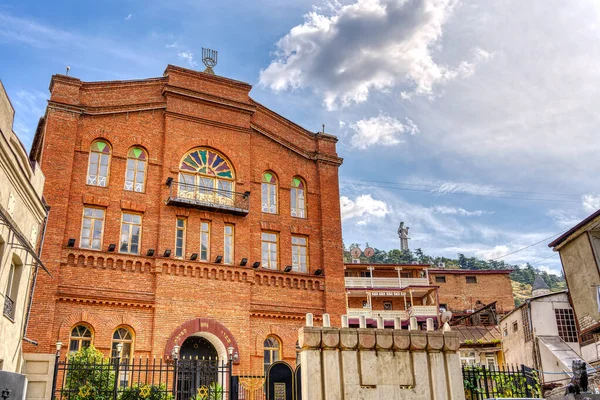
[25, 65, 345, 374]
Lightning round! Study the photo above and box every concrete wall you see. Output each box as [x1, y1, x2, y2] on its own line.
[0, 81, 46, 374]
[298, 325, 465, 400]
[500, 305, 536, 368]
[559, 232, 600, 333]
[530, 292, 580, 353]
[22, 353, 55, 400]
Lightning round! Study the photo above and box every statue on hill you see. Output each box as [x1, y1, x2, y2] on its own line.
[398, 222, 410, 251]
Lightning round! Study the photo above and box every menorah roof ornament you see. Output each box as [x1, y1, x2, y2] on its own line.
[202, 48, 218, 74]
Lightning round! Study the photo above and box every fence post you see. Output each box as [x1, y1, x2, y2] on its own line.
[172, 348, 179, 398]
[482, 365, 489, 399]
[113, 352, 121, 399]
[50, 342, 62, 400]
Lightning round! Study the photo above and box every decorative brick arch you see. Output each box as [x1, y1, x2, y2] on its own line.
[164, 318, 240, 364]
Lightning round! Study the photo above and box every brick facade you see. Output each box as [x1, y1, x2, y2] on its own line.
[428, 269, 514, 314]
[25, 65, 345, 374]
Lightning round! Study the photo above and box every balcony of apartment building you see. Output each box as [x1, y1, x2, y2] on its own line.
[165, 178, 250, 215]
[344, 263, 439, 328]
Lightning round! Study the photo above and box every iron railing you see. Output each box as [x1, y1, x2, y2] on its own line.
[232, 374, 266, 400]
[3, 295, 15, 320]
[462, 364, 541, 399]
[166, 181, 250, 215]
[52, 356, 231, 400]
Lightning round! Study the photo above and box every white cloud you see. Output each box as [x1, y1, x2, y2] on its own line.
[177, 52, 197, 68]
[349, 113, 418, 149]
[259, 0, 488, 109]
[340, 194, 390, 225]
[431, 206, 491, 217]
[547, 209, 582, 228]
[474, 245, 510, 260]
[125, 14, 132, 21]
[582, 193, 600, 213]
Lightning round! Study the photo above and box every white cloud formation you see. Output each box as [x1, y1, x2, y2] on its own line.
[259, 0, 488, 109]
[349, 113, 418, 149]
[582, 193, 600, 213]
[431, 206, 490, 217]
[547, 209, 583, 228]
[340, 194, 390, 225]
[125, 14, 132, 21]
[177, 52, 197, 68]
[474, 245, 510, 260]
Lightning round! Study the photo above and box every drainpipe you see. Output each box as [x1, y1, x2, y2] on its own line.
[22, 204, 50, 343]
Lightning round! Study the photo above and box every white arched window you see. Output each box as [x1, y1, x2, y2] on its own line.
[261, 172, 278, 214]
[86, 140, 111, 187]
[69, 324, 93, 352]
[111, 327, 134, 359]
[124, 147, 147, 192]
[263, 336, 281, 375]
[290, 177, 306, 218]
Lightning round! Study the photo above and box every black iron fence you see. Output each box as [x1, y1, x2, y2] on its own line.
[462, 364, 541, 399]
[52, 355, 230, 400]
[231, 375, 266, 400]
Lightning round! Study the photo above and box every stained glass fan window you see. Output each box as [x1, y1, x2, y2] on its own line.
[178, 149, 234, 204]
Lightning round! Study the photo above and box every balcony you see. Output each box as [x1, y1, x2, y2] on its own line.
[3, 295, 15, 320]
[409, 305, 438, 316]
[166, 181, 250, 215]
[347, 308, 409, 320]
[344, 277, 429, 289]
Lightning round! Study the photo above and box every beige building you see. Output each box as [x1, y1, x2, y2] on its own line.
[549, 210, 600, 366]
[0, 81, 48, 377]
[501, 291, 584, 383]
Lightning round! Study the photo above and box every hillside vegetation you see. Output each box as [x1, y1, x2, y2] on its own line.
[343, 243, 566, 306]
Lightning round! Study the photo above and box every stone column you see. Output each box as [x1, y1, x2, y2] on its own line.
[322, 327, 342, 400]
[299, 327, 323, 400]
[443, 331, 465, 400]
[427, 331, 449, 400]
[410, 331, 431, 400]
[392, 329, 413, 387]
[340, 328, 359, 400]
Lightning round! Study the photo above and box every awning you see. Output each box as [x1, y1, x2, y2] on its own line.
[0, 204, 50, 276]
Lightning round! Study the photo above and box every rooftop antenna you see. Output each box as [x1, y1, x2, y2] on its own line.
[66, 66, 70, 76]
[202, 48, 218, 75]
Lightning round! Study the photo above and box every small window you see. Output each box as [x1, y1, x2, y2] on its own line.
[224, 224, 234, 265]
[261, 172, 278, 214]
[69, 325, 93, 352]
[264, 336, 281, 375]
[261, 232, 278, 269]
[3, 261, 22, 320]
[466, 276, 477, 284]
[512, 321, 518, 332]
[87, 140, 111, 187]
[439, 303, 447, 312]
[81, 207, 105, 250]
[360, 271, 371, 278]
[485, 353, 497, 369]
[124, 147, 147, 192]
[383, 302, 393, 310]
[290, 177, 306, 218]
[344, 270, 352, 277]
[200, 221, 211, 261]
[460, 351, 476, 366]
[291, 236, 308, 272]
[362, 301, 370, 308]
[435, 276, 446, 283]
[503, 329, 508, 337]
[175, 218, 186, 258]
[119, 213, 142, 254]
[555, 308, 578, 342]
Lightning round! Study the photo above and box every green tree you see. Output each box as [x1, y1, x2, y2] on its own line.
[63, 346, 115, 400]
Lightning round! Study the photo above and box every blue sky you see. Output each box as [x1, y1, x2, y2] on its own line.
[2, 0, 599, 275]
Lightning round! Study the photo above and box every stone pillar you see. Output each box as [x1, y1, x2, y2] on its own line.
[357, 328, 377, 386]
[322, 327, 342, 400]
[299, 326, 323, 400]
[427, 331, 449, 400]
[410, 331, 431, 400]
[443, 331, 465, 400]
[392, 330, 413, 387]
[340, 328, 359, 400]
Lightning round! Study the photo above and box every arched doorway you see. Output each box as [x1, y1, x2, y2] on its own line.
[180, 336, 218, 360]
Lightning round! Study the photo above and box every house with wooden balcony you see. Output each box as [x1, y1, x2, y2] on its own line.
[344, 263, 440, 328]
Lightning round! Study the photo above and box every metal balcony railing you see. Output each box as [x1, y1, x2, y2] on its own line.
[166, 181, 250, 215]
[347, 308, 409, 320]
[4, 295, 15, 320]
[408, 305, 438, 316]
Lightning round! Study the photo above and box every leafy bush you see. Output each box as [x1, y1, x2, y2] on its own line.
[63, 345, 115, 400]
[119, 383, 173, 400]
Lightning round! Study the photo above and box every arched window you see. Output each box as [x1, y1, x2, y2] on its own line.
[69, 324, 93, 352]
[263, 336, 281, 375]
[124, 147, 147, 192]
[111, 327, 134, 359]
[178, 148, 235, 203]
[261, 172, 278, 214]
[290, 177, 306, 218]
[86, 140, 111, 187]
